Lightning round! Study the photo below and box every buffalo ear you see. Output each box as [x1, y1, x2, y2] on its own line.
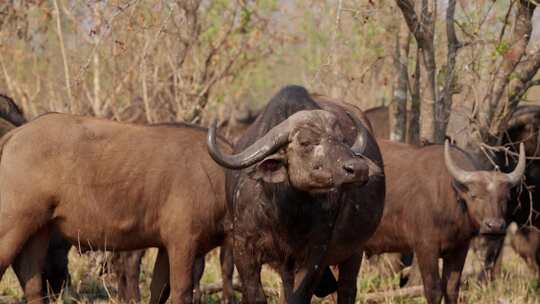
[451, 180, 468, 194]
[248, 153, 288, 183]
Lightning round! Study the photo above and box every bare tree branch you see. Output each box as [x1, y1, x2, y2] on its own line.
[472, 0, 537, 145]
[438, 0, 460, 136]
[390, 20, 410, 142]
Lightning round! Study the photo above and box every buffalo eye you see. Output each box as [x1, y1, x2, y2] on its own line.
[260, 158, 282, 172]
[299, 139, 311, 147]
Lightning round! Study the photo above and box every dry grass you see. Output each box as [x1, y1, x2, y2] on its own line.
[0, 240, 539, 303]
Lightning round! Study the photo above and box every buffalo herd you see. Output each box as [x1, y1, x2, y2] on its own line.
[0, 86, 537, 304]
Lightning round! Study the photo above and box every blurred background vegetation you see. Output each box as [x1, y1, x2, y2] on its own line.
[1, 1, 539, 139]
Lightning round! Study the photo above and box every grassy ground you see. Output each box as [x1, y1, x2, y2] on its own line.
[0, 240, 538, 303]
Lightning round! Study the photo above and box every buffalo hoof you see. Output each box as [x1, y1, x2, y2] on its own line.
[313, 267, 338, 298]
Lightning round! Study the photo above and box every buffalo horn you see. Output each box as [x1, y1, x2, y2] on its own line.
[505, 142, 526, 186]
[207, 110, 317, 169]
[346, 111, 383, 176]
[444, 140, 474, 183]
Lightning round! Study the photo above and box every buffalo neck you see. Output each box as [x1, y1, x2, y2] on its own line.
[449, 187, 478, 242]
[261, 182, 343, 253]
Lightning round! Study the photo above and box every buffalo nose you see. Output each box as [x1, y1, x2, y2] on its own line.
[341, 160, 369, 182]
[343, 163, 356, 175]
[481, 218, 506, 234]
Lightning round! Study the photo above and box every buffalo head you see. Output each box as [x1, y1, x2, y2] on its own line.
[445, 140, 526, 235]
[208, 109, 381, 193]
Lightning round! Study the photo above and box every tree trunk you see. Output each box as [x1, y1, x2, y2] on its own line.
[395, 0, 443, 144]
[390, 20, 410, 143]
[439, 0, 459, 143]
[471, 0, 538, 151]
[418, 0, 439, 143]
[408, 47, 421, 145]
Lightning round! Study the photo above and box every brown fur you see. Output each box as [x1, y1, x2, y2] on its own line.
[87, 119, 244, 304]
[363, 105, 389, 139]
[509, 226, 540, 284]
[0, 114, 231, 304]
[363, 140, 516, 304]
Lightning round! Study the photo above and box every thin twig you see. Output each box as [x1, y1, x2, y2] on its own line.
[52, 0, 75, 113]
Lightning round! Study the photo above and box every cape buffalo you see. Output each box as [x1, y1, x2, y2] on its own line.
[0, 95, 75, 300]
[475, 105, 540, 284]
[362, 139, 526, 304]
[0, 115, 231, 304]
[207, 86, 385, 304]
[508, 223, 540, 277]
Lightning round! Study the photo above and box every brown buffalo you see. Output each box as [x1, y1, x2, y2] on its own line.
[208, 86, 385, 304]
[477, 105, 540, 283]
[508, 224, 540, 278]
[0, 115, 231, 304]
[0, 95, 75, 300]
[361, 139, 525, 304]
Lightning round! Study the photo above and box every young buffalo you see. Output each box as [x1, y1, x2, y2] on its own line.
[362, 140, 526, 304]
[0, 115, 231, 304]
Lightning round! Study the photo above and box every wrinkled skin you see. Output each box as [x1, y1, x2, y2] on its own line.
[211, 86, 384, 304]
[0, 115, 231, 304]
[361, 140, 524, 304]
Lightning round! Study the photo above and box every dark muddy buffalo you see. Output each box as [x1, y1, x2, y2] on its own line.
[207, 86, 385, 304]
[361, 139, 526, 304]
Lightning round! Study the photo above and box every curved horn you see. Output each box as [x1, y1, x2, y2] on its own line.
[345, 111, 369, 155]
[444, 140, 473, 183]
[506, 142, 526, 186]
[346, 111, 383, 176]
[207, 114, 302, 169]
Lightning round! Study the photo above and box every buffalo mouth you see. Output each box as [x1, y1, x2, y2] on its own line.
[479, 230, 506, 238]
[307, 185, 340, 194]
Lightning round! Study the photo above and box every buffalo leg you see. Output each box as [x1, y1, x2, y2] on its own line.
[150, 248, 170, 304]
[12, 226, 51, 304]
[168, 245, 196, 304]
[278, 259, 296, 304]
[337, 253, 362, 304]
[0, 206, 49, 279]
[42, 233, 71, 298]
[112, 250, 144, 303]
[220, 245, 237, 304]
[291, 266, 327, 304]
[478, 236, 504, 282]
[193, 256, 205, 304]
[234, 248, 266, 304]
[416, 248, 442, 304]
[442, 244, 468, 304]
